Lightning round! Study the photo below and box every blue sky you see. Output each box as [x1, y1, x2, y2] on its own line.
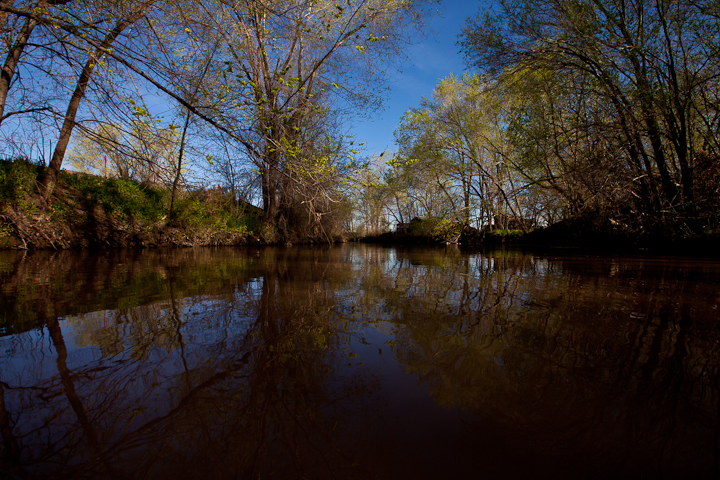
[46, 1, 483, 171]
[350, 0, 483, 157]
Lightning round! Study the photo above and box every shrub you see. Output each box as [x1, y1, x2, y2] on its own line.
[60, 172, 166, 222]
[0, 158, 40, 207]
[487, 229, 524, 238]
[173, 188, 261, 234]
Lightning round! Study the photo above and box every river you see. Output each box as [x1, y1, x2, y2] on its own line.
[0, 244, 718, 479]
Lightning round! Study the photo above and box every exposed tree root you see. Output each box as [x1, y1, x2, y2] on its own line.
[0, 207, 256, 250]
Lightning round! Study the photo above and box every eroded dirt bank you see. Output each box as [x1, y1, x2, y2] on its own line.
[0, 208, 256, 250]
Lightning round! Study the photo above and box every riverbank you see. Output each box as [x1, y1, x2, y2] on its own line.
[518, 217, 720, 256]
[0, 208, 257, 249]
[0, 159, 261, 249]
[361, 216, 720, 256]
[2, 159, 717, 253]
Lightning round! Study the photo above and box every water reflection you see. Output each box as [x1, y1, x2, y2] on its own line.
[0, 245, 719, 479]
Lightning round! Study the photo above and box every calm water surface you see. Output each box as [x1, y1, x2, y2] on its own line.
[0, 245, 719, 479]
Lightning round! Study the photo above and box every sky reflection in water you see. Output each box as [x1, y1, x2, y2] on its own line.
[0, 245, 719, 479]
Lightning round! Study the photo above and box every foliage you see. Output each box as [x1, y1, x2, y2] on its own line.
[0, 0, 434, 244]
[68, 121, 181, 185]
[486, 229, 523, 238]
[351, 156, 393, 235]
[0, 156, 263, 240]
[406, 217, 439, 238]
[432, 217, 464, 241]
[390, 74, 544, 234]
[459, 0, 720, 237]
[60, 170, 167, 223]
[0, 158, 41, 207]
[194, 0, 435, 233]
[172, 188, 261, 232]
[371, 0, 720, 243]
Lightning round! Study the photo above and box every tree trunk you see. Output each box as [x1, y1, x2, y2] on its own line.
[170, 109, 191, 218]
[0, 15, 37, 124]
[37, 6, 151, 202]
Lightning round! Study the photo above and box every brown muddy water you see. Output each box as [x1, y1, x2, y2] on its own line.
[0, 244, 719, 479]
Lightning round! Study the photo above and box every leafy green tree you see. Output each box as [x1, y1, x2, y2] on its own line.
[460, 0, 720, 233]
[0, 0, 437, 242]
[501, 67, 630, 221]
[68, 120, 180, 184]
[394, 74, 541, 231]
[351, 156, 392, 234]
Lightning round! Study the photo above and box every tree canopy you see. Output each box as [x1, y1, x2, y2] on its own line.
[0, 0, 436, 240]
[457, 0, 720, 236]
[3, 0, 718, 242]
[360, 0, 720, 239]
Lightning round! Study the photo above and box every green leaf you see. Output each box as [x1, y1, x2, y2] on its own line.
[131, 106, 149, 117]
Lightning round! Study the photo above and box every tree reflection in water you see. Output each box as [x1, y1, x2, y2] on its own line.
[0, 248, 382, 479]
[0, 245, 719, 479]
[362, 248, 720, 479]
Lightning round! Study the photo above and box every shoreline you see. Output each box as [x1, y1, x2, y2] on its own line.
[2, 212, 717, 256]
[0, 209, 259, 250]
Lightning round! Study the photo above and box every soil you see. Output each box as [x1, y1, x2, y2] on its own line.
[0, 207, 258, 250]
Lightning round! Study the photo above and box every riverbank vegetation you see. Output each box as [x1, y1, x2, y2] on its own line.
[462, 0, 720, 243]
[0, 0, 718, 250]
[0, 158, 262, 248]
[352, 0, 720, 248]
[0, 0, 434, 247]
